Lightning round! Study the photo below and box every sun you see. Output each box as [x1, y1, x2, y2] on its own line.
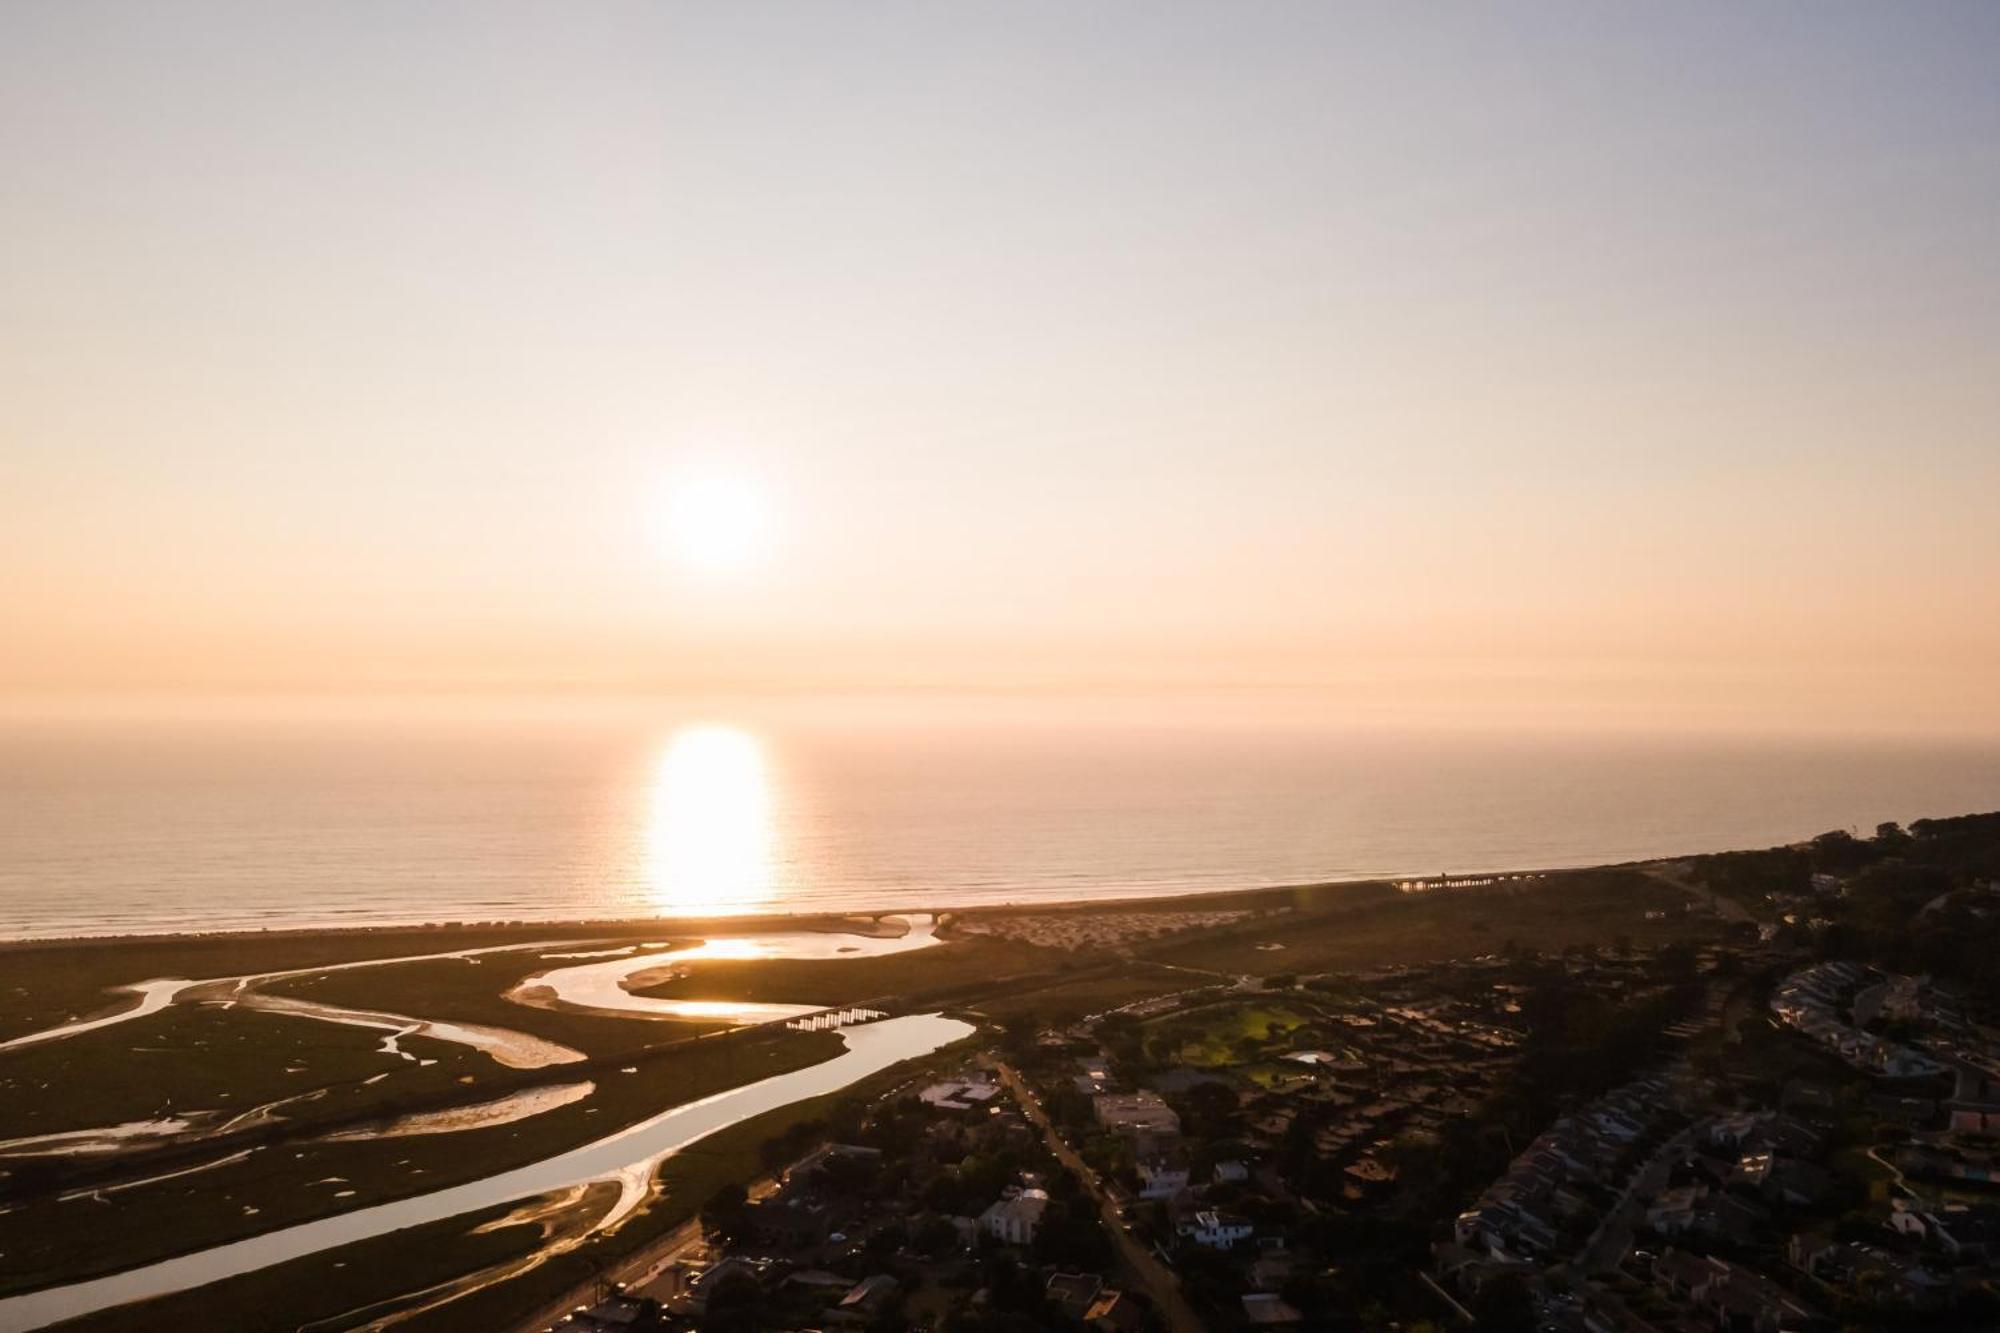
[662, 477, 773, 573]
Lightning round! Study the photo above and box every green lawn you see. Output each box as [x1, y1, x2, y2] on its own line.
[1144, 1000, 1316, 1067]
[1239, 1060, 1319, 1090]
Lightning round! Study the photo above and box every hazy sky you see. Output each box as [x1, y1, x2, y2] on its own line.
[4, 3, 1997, 733]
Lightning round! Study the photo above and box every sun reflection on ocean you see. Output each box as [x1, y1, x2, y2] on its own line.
[644, 725, 775, 916]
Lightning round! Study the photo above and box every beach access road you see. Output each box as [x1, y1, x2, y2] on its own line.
[994, 1058, 1207, 1333]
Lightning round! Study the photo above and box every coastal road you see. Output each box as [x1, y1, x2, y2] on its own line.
[994, 1059, 1207, 1333]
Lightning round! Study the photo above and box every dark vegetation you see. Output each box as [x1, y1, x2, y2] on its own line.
[631, 935, 1061, 1009]
[1694, 812, 2000, 1003]
[266, 947, 731, 1055]
[0, 1004, 481, 1140]
[0, 1026, 840, 1298]
[0, 924, 613, 1041]
[1137, 867, 1713, 977]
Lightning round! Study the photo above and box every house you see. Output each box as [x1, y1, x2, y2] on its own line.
[1083, 1290, 1147, 1333]
[920, 1076, 1002, 1112]
[1747, 1116, 1828, 1159]
[739, 1198, 831, 1250]
[1433, 1242, 1536, 1300]
[681, 1256, 774, 1314]
[1792, 1235, 1952, 1311]
[1891, 1199, 2000, 1259]
[1455, 1199, 1557, 1260]
[1248, 1248, 1296, 1292]
[1705, 1111, 1770, 1149]
[1213, 1159, 1250, 1185]
[978, 1188, 1048, 1245]
[1947, 1106, 2000, 1134]
[785, 1269, 861, 1297]
[1652, 1249, 1718, 1300]
[1180, 1210, 1253, 1249]
[1654, 1249, 1818, 1331]
[1073, 1055, 1114, 1095]
[1137, 1159, 1191, 1199]
[1648, 1185, 1707, 1235]
[1094, 1091, 1182, 1150]
[824, 1274, 900, 1329]
[788, 1142, 883, 1183]
[1240, 1293, 1304, 1325]
[1693, 1190, 1772, 1244]
[1045, 1272, 1103, 1320]
[1733, 1154, 1834, 1207]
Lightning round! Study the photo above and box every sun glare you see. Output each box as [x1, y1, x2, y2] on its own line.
[644, 724, 775, 916]
[663, 477, 773, 573]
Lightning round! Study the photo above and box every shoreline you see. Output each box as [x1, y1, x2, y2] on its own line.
[0, 859, 1651, 953]
[11, 801, 1994, 950]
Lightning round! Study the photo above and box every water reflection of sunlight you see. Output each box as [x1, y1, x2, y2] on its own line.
[645, 725, 774, 916]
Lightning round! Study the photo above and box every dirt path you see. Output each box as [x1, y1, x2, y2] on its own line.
[1646, 860, 1755, 926]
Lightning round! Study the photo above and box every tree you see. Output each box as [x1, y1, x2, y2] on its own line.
[700, 1182, 748, 1243]
[1177, 1080, 1239, 1138]
[699, 1270, 763, 1333]
[1469, 1273, 1537, 1333]
[1658, 940, 1700, 984]
[911, 1213, 962, 1259]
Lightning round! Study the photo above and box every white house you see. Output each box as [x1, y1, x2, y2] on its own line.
[1137, 1159, 1190, 1199]
[979, 1189, 1048, 1245]
[1180, 1210, 1253, 1249]
[1213, 1160, 1250, 1185]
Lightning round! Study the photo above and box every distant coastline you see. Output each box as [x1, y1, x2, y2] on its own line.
[1, 807, 1985, 949]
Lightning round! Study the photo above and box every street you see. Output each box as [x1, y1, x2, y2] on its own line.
[994, 1060, 1208, 1333]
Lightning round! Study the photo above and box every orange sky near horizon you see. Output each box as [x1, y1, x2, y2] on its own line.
[4, 4, 1998, 737]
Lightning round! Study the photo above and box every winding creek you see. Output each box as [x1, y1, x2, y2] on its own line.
[0, 941, 588, 1065]
[511, 913, 940, 1025]
[0, 1015, 972, 1330]
[0, 916, 956, 1330]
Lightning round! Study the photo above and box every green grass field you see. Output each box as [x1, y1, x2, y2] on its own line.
[1143, 1000, 1316, 1067]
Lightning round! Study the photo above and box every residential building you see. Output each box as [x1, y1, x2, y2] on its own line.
[979, 1188, 1048, 1245]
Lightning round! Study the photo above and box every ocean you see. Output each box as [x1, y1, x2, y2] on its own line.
[3, 701, 1997, 939]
